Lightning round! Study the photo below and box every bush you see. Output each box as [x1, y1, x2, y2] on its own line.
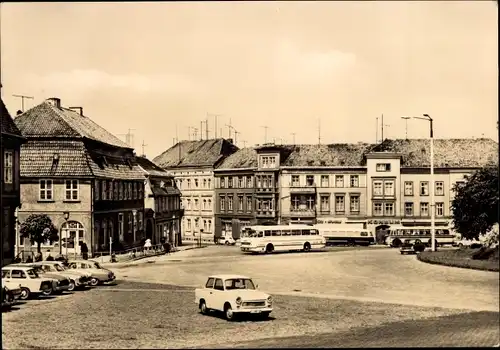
[472, 246, 498, 260]
[417, 249, 500, 272]
[470, 243, 483, 249]
[413, 242, 426, 253]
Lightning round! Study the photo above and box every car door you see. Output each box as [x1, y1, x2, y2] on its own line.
[212, 278, 225, 311]
[204, 278, 215, 308]
[11, 269, 29, 289]
[2, 270, 11, 286]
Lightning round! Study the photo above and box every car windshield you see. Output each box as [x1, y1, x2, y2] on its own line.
[224, 278, 256, 290]
[54, 264, 65, 272]
[26, 269, 39, 278]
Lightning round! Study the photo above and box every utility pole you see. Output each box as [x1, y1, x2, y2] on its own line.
[261, 126, 269, 144]
[12, 94, 34, 112]
[291, 133, 296, 145]
[401, 116, 410, 139]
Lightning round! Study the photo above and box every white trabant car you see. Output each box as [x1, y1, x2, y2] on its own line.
[195, 274, 273, 321]
[1, 266, 59, 300]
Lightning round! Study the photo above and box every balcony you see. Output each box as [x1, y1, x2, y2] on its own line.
[289, 209, 316, 217]
[256, 210, 275, 218]
[289, 184, 316, 194]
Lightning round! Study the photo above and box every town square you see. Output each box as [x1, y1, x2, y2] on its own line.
[1, 1, 499, 349]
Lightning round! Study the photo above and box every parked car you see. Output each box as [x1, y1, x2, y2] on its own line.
[453, 238, 483, 248]
[30, 262, 88, 292]
[400, 240, 417, 255]
[1, 266, 59, 300]
[195, 274, 273, 321]
[218, 235, 236, 246]
[9, 263, 73, 294]
[45, 261, 93, 283]
[67, 260, 116, 286]
[2, 286, 22, 309]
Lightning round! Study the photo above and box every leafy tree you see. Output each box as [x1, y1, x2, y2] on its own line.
[451, 165, 499, 240]
[20, 214, 59, 253]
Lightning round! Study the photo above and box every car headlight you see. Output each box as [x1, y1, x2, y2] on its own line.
[267, 296, 273, 305]
[235, 297, 242, 305]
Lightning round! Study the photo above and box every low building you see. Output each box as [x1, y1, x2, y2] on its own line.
[153, 138, 238, 243]
[136, 156, 183, 246]
[1, 95, 26, 266]
[14, 97, 146, 258]
[214, 147, 258, 239]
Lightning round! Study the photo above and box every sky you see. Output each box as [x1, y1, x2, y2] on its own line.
[1, 1, 498, 159]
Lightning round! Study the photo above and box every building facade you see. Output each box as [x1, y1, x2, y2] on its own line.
[137, 156, 183, 246]
[14, 97, 146, 258]
[1, 96, 26, 266]
[153, 138, 238, 243]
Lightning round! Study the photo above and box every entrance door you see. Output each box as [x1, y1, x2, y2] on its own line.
[375, 225, 390, 244]
[61, 221, 85, 255]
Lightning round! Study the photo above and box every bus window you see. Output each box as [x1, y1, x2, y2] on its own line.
[442, 230, 450, 235]
[291, 230, 301, 236]
[311, 229, 318, 235]
[301, 229, 309, 236]
[264, 230, 271, 237]
[271, 230, 280, 237]
[258, 231, 264, 238]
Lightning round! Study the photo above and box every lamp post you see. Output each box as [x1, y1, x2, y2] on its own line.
[62, 211, 70, 256]
[413, 114, 436, 252]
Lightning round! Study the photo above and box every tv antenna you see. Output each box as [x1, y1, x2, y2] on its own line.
[261, 126, 269, 143]
[12, 94, 34, 112]
[291, 132, 296, 145]
[401, 116, 411, 139]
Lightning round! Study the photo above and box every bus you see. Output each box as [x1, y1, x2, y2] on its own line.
[384, 226, 456, 248]
[315, 225, 375, 246]
[240, 225, 326, 254]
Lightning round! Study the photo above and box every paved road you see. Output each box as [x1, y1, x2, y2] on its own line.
[115, 245, 499, 312]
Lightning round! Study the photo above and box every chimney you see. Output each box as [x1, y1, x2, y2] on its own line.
[46, 97, 61, 108]
[227, 138, 234, 144]
[69, 107, 84, 116]
[16, 110, 22, 116]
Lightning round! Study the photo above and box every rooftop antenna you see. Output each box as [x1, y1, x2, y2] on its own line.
[204, 117, 209, 140]
[291, 133, 296, 145]
[376, 117, 379, 143]
[233, 130, 240, 145]
[242, 140, 247, 147]
[141, 140, 147, 157]
[261, 126, 269, 144]
[12, 94, 34, 112]
[200, 120, 203, 140]
[186, 126, 192, 141]
[381, 113, 384, 141]
[207, 113, 222, 138]
[318, 118, 321, 145]
[225, 118, 232, 139]
[401, 116, 411, 140]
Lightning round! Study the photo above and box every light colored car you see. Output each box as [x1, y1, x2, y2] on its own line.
[195, 274, 273, 321]
[453, 238, 482, 248]
[10, 263, 72, 294]
[46, 261, 93, 284]
[218, 235, 236, 246]
[29, 262, 89, 292]
[67, 260, 116, 286]
[1, 266, 59, 300]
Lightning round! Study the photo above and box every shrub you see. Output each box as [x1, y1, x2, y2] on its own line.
[472, 246, 499, 260]
[417, 250, 500, 272]
[413, 242, 426, 253]
[470, 243, 483, 249]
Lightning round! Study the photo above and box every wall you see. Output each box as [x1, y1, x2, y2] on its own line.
[366, 155, 401, 217]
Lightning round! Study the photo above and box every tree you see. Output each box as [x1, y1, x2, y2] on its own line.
[451, 165, 499, 240]
[20, 214, 59, 253]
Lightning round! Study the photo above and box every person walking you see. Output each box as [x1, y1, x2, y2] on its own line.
[80, 242, 89, 260]
[34, 251, 43, 262]
[144, 238, 152, 254]
[45, 250, 54, 261]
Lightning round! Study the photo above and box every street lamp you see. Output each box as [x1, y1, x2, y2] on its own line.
[413, 114, 436, 252]
[62, 211, 70, 256]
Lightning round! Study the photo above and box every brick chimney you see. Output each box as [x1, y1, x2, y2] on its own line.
[46, 97, 61, 108]
[69, 107, 84, 116]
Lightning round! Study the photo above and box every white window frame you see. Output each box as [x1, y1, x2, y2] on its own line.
[420, 202, 429, 216]
[435, 202, 444, 217]
[320, 195, 330, 212]
[321, 175, 329, 188]
[384, 202, 394, 216]
[350, 175, 359, 188]
[405, 202, 414, 216]
[373, 180, 383, 196]
[404, 181, 413, 196]
[220, 196, 225, 211]
[420, 181, 429, 196]
[65, 180, 79, 201]
[350, 195, 360, 213]
[435, 181, 444, 196]
[376, 163, 391, 172]
[39, 179, 53, 201]
[335, 195, 345, 213]
[238, 195, 243, 211]
[384, 180, 395, 196]
[246, 196, 252, 212]
[373, 203, 383, 216]
[3, 151, 13, 184]
[228, 195, 233, 211]
[335, 175, 344, 188]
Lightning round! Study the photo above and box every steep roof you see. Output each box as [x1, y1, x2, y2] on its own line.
[282, 143, 371, 167]
[14, 100, 131, 149]
[1, 98, 24, 138]
[153, 138, 238, 168]
[216, 147, 258, 169]
[372, 138, 498, 168]
[136, 156, 171, 177]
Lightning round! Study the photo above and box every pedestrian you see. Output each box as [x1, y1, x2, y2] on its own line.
[165, 241, 171, 255]
[34, 251, 42, 262]
[45, 250, 54, 261]
[25, 255, 33, 263]
[144, 238, 152, 254]
[80, 242, 89, 260]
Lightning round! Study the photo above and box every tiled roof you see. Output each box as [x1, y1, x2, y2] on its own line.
[1, 98, 24, 138]
[14, 100, 130, 149]
[86, 152, 145, 180]
[20, 140, 94, 177]
[216, 147, 258, 169]
[153, 138, 238, 168]
[282, 143, 371, 167]
[136, 156, 170, 177]
[372, 138, 498, 168]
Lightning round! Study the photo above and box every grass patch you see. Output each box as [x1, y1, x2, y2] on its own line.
[418, 247, 499, 272]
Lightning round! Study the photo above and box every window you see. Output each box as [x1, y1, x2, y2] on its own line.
[435, 181, 444, 196]
[238, 177, 244, 188]
[335, 175, 344, 188]
[195, 179, 199, 188]
[194, 198, 199, 210]
[436, 202, 444, 217]
[238, 196, 243, 211]
[220, 177, 225, 188]
[228, 177, 233, 188]
[207, 199, 212, 210]
[187, 219, 191, 230]
[128, 183, 132, 200]
[404, 181, 413, 196]
[376, 163, 391, 172]
[246, 196, 252, 212]
[320, 195, 330, 212]
[384, 203, 394, 216]
[94, 181, 100, 200]
[3, 151, 13, 184]
[187, 179, 191, 189]
[214, 279, 224, 291]
[306, 196, 315, 210]
[373, 203, 383, 216]
[39, 180, 53, 201]
[350, 175, 359, 187]
[384, 181, 394, 196]
[187, 199, 192, 210]
[306, 175, 314, 186]
[203, 199, 207, 210]
[138, 211, 143, 230]
[203, 220, 207, 231]
[195, 218, 199, 229]
[128, 212, 133, 233]
[220, 196, 225, 211]
[133, 183, 138, 199]
[118, 213, 124, 240]
[291, 196, 300, 211]
[291, 175, 300, 187]
[65, 180, 79, 200]
[350, 195, 360, 213]
[373, 181, 383, 196]
[118, 181, 123, 200]
[138, 182, 143, 199]
[420, 181, 429, 196]
[405, 202, 414, 216]
[228, 195, 233, 211]
[11, 270, 26, 279]
[335, 195, 345, 213]
[205, 278, 215, 288]
[208, 220, 212, 232]
[420, 202, 429, 216]
[246, 176, 252, 188]
[203, 179, 207, 188]
[207, 179, 211, 189]
[321, 175, 329, 187]
[113, 182, 118, 200]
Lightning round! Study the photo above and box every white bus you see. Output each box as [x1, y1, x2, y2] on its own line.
[240, 225, 326, 254]
[315, 225, 375, 246]
[384, 225, 456, 247]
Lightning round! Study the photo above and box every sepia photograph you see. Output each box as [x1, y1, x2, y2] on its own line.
[0, 1, 498, 348]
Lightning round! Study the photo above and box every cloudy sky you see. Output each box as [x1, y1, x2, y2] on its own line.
[1, 1, 497, 159]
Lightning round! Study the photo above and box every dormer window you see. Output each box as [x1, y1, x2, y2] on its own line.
[376, 163, 391, 172]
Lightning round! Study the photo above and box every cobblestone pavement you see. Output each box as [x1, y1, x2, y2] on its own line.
[114, 246, 499, 312]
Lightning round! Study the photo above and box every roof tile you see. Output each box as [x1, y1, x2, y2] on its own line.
[1, 98, 24, 138]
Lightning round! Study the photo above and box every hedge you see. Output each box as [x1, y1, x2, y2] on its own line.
[417, 248, 499, 272]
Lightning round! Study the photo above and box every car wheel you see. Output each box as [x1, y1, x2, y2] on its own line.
[42, 286, 53, 296]
[20, 288, 30, 300]
[67, 280, 76, 292]
[199, 300, 208, 315]
[347, 239, 356, 247]
[265, 244, 274, 254]
[303, 242, 311, 252]
[89, 278, 100, 286]
[224, 304, 235, 321]
[225, 241, 229, 245]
